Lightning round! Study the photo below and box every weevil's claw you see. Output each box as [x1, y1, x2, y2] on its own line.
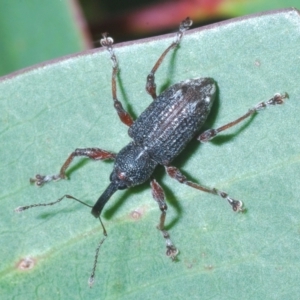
[166, 246, 179, 261]
[180, 17, 193, 32]
[100, 33, 114, 48]
[30, 174, 45, 186]
[271, 92, 288, 105]
[228, 198, 244, 212]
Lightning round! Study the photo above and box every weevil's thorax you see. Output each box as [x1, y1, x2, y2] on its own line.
[110, 142, 158, 188]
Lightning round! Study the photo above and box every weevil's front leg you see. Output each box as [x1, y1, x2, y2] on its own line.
[165, 166, 243, 212]
[101, 34, 134, 127]
[146, 17, 193, 99]
[198, 93, 287, 142]
[150, 179, 178, 260]
[30, 148, 116, 186]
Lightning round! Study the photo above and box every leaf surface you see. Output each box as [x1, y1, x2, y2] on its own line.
[1, 8, 300, 300]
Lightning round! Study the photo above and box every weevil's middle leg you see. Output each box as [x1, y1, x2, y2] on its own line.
[146, 17, 193, 99]
[30, 148, 116, 186]
[100, 34, 134, 127]
[150, 179, 178, 260]
[165, 166, 243, 212]
[198, 93, 288, 142]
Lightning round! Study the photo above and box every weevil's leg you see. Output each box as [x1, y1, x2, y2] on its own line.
[15, 194, 93, 212]
[30, 148, 116, 186]
[88, 217, 107, 288]
[101, 34, 134, 127]
[199, 93, 288, 142]
[165, 166, 243, 212]
[146, 17, 193, 99]
[150, 179, 178, 260]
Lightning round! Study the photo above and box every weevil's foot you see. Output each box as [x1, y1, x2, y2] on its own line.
[100, 33, 114, 48]
[166, 246, 179, 261]
[180, 17, 193, 32]
[270, 92, 288, 105]
[227, 198, 244, 212]
[255, 92, 288, 111]
[30, 174, 62, 187]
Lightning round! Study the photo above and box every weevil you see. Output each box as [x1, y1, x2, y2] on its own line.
[15, 18, 287, 286]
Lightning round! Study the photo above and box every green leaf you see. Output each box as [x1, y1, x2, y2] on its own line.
[1, 8, 300, 299]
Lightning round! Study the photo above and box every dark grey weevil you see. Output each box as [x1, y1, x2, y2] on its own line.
[15, 17, 287, 286]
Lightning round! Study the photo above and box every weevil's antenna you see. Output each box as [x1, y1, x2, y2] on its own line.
[88, 217, 107, 288]
[14, 194, 93, 212]
[15, 194, 108, 287]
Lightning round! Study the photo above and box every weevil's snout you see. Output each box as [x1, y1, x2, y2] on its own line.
[91, 182, 119, 218]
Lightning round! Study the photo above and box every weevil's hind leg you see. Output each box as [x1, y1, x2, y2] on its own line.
[165, 166, 243, 212]
[146, 17, 193, 100]
[198, 93, 288, 142]
[30, 148, 116, 186]
[150, 179, 178, 260]
[100, 34, 134, 127]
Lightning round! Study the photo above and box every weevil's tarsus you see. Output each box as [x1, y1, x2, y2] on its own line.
[100, 33, 134, 127]
[165, 166, 244, 212]
[89, 217, 107, 288]
[30, 148, 116, 186]
[146, 17, 193, 99]
[30, 174, 61, 186]
[150, 179, 178, 260]
[212, 190, 243, 212]
[199, 92, 288, 142]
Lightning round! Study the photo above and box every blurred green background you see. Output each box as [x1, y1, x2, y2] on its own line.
[1, 0, 300, 76]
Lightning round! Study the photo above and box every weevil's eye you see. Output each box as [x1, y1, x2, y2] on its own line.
[109, 171, 130, 189]
[117, 171, 127, 181]
[116, 171, 131, 189]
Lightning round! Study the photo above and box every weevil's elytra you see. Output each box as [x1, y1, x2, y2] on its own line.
[129, 78, 216, 166]
[15, 17, 287, 286]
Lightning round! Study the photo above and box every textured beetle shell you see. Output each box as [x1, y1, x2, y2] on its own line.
[129, 78, 216, 165]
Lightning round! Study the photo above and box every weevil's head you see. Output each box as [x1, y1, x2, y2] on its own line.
[91, 142, 157, 218]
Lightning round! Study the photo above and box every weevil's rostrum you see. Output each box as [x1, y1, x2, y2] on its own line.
[15, 17, 287, 286]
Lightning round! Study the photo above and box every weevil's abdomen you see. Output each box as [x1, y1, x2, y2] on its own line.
[129, 78, 216, 165]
